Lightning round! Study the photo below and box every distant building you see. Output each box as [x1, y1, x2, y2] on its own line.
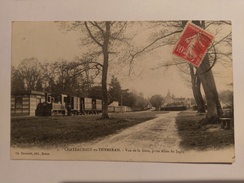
[108, 101, 132, 112]
[164, 91, 174, 104]
[162, 90, 192, 108]
[109, 101, 119, 107]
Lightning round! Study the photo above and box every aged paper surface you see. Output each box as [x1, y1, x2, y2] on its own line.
[10, 20, 234, 163]
[2, 1, 244, 183]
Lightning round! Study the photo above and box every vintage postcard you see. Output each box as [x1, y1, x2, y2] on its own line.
[10, 21, 234, 163]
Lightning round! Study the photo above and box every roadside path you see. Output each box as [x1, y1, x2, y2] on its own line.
[69, 111, 181, 150]
[11, 111, 234, 163]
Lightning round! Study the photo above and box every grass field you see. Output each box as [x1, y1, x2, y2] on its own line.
[175, 111, 234, 150]
[11, 111, 166, 148]
[11, 110, 234, 150]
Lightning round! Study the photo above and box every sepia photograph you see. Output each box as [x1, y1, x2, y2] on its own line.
[10, 20, 234, 163]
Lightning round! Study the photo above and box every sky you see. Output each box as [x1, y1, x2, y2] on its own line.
[11, 21, 233, 98]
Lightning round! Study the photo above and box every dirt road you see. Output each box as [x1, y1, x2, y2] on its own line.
[68, 111, 181, 150]
[11, 111, 234, 163]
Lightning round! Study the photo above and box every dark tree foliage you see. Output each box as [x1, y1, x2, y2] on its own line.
[11, 58, 43, 92]
[89, 86, 103, 99]
[121, 91, 149, 110]
[149, 94, 164, 111]
[218, 90, 233, 105]
[108, 75, 122, 104]
[11, 66, 25, 93]
[12, 58, 90, 97]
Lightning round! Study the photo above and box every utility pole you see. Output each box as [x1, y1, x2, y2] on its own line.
[120, 93, 123, 106]
[120, 93, 123, 113]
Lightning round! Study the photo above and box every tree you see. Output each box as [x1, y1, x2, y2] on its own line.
[46, 60, 87, 96]
[120, 90, 149, 110]
[89, 86, 103, 99]
[16, 58, 43, 91]
[131, 92, 149, 110]
[149, 94, 164, 111]
[11, 66, 25, 93]
[59, 21, 130, 119]
[218, 90, 233, 106]
[128, 20, 232, 123]
[35, 78, 43, 91]
[191, 21, 223, 123]
[177, 21, 232, 116]
[121, 91, 135, 107]
[85, 22, 110, 119]
[109, 75, 122, 104]
[189, 64, 206, 113]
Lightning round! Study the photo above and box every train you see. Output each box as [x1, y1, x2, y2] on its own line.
[35, 93, 102, 116]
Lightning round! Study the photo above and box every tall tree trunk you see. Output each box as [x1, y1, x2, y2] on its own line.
[181, 20, 222, 123]
[192, 21, 222, 123]
[189, 64, 205, 113]
[196, 76, 206, 112]
[101, 22, 110, 119]
[182, 21, 206, 113]
[85, 64, 91, 95]
[197, 54, 222, 123]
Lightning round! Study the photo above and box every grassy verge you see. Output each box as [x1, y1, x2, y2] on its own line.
[11, 111, 166, 148]
[176, 111, 234, 150]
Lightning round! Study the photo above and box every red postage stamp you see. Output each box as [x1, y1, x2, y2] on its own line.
[172, 22, 214, 67]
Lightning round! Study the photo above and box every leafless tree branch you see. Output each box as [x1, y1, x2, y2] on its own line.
[129, 30, 182, 62]
[84, 21, 103, 48]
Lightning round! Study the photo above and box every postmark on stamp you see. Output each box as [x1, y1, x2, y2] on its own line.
[172, 22, 214, 67]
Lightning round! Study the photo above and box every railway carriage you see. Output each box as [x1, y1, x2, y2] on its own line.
[80, 97, 102, 114]
[35, 92, 102, 116]
[65, 96, 80, 115]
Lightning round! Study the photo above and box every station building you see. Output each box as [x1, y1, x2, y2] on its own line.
[11, 90, 45, 116]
